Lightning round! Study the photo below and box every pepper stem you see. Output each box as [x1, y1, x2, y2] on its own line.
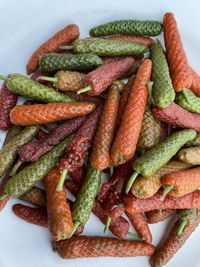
[37, 76, 58, 83]
[0, 192, 8, 201]
[177, 219, 187, 236]
[125, 171, 139, 194]
[104, 216, 111, 233]
[9, 160, 22, 176]
[0, 75, 8, 81]
[126, 232, 143, 241]
[161, 184, 174, 200]
[68, 221, 80, 238]
[56, 169, 68, 192]
[109, 165, 114, 177]
[77, 86, 91, 95]
[59, 45, 74, 50]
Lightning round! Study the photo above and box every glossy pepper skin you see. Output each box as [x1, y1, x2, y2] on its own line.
[152, 103, 200, 132]
[150, 210, 200, 267]
[177, 88, 200, 114]
[132, 129, 196, 177]
[39, 53, 102, 73]
[0, 126, 39, 178]
[131, 161, 191, 199]
[138, 105, 161, 150]
[163, 13, 192, 92]
[20, 187, 46, 207]
[10, 102, 95, 125]
[150, 42, 175, 108]
[111, 59, 152, 166]
[124, 190, 200, 214]
[178, 146, 200, 165]
[70, 38, 148, 56]
[90, 82, 122, 170]
[4, 74, 75, 102]
[0, 79, 18, 130]
[72, 165, 102, 225]
[26, 24, 80, 74]
[53, 235, 155, 259]
[90, 20, 163, 37]
[19, 116, 85, 162]
[84, 57, 135, 96]
[146, 209, 174, 224]
[2, 135, 73, 198]
[44, 167, 73, 240]
[54, 71, 85, 91]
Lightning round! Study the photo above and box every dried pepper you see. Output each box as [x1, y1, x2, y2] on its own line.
[177, 88, 200, 114]
[146, 209, 174, 224]
[178, 146, 200, 165]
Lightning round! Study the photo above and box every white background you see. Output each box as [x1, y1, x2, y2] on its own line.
[0, 0, 200, 266]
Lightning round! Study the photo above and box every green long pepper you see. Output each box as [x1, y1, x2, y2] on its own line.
[177, 88, 200, 114]
[176, 209, 198, 236]
[89, 20, 163, 37]
[126, 129, 197, 193]
[0, 135, 73, 200]
[60, 38, 148, 56]
[0, 74, 75, 103]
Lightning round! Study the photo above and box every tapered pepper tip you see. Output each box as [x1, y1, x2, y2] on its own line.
[37, 76, 58, 83]
[0, 192, 8, 201]
[161, 184, 174, 200]
[56, 169, 68, 192]
[77, 86, 92, 95]
[68, 221, 80, 238]
[104, 216, 111, 233]
[59, 45, 74, 50]
[0, 75, 8, 82]
[9, 159, 22, 177]
[125, 171, 139, 194]
[126, 232, 143, 241]
[176, 219, 187, 236]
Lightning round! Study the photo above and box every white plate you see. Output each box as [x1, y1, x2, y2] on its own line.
[0, 0, 200, 266]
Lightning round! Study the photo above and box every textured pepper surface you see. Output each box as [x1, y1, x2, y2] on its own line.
[19, 116, 85, 162]
[124, 190, 200, 214]
[53, 235, 155, 259]
[90, 20, 163, 37]
[3, 136, 73, 198]
[26, 24, 80, 74]
[0, 174, 10, 211]
[55, 71, 85, 91]
[0, 80, 18, 130]
[185, 133, 200, 147]
[150, 42, 175, 108]
[3, 125, 22, 146]
[13, 204, 48, 227]
[163, 13, 192, 91]
[0, 126, 39, 178]
[10, 102, 95, 125]
[72, 39, 148, 56]
[138, 105, 161, 150]
[45, 167, 73, 240]
[132, 129, 196, 177]
[90, 82, 121, 169]
[111, 59, 152, 166]
[106, 35, 154, 46]
[6, 74, 75, 102]
[85, 57, 135, 96]
[131, 161, 191, 199]
[150, 210, 200, 267]
[126, 212, 152, 243]
[146, 209, 174, 224]
[69, 165, 86, 185]
[177, 88, 200, 114]
[190, 67, 200, 96]
[39, 53, 102, 73]
[152, 103, 200, 132]
[59, 104, 103, 173]
[20, 187, 46, 207]
[178, 146, 200, 165]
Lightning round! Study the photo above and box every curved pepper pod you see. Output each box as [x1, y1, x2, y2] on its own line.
[190, 67, 200, 96]
[163, 13, 192, 91]
[150, 210, 200, 267]
[152, 103, 200, 132]
[44, 167, 73, 240]
[20, 187, 46, 207]
[10, 102, 95, 125]
[185, 133, 200, 147]
[111, 59, 152, 166]
[52, 235, 155, 259]
[146, 209, 174, 224]
[178, 146, 200, 165]
[177, 88, 200, 114]
[84, 56, 135, 96]
[26, 24, 80, 74]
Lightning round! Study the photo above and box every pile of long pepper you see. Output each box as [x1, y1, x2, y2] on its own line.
[1, 12, 200, 266]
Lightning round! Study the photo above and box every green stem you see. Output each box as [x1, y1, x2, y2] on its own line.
[0, 75, 8, 81]
[77, 86, 91, 95]
[37, 76, 58, 83]
[177, 219, 187, 236]
[9, 160, 22, 176]
[126, 232, 143, 241]
[0, 192, 8, 201]
[161, 184, 174, 200]
[59, 45, 74, 50]
[104, 216, 111, 233]
[125, 171, 139, 194]
[109, 165, 114, 177]
[56, 169, 68, 192]
[68, 221, 80, 238]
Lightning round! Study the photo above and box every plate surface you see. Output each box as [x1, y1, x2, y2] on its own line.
[0, 0, 200, 266]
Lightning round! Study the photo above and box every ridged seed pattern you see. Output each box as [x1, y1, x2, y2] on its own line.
[177, 88, 200, 114]
[55, 71, 85, 91]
